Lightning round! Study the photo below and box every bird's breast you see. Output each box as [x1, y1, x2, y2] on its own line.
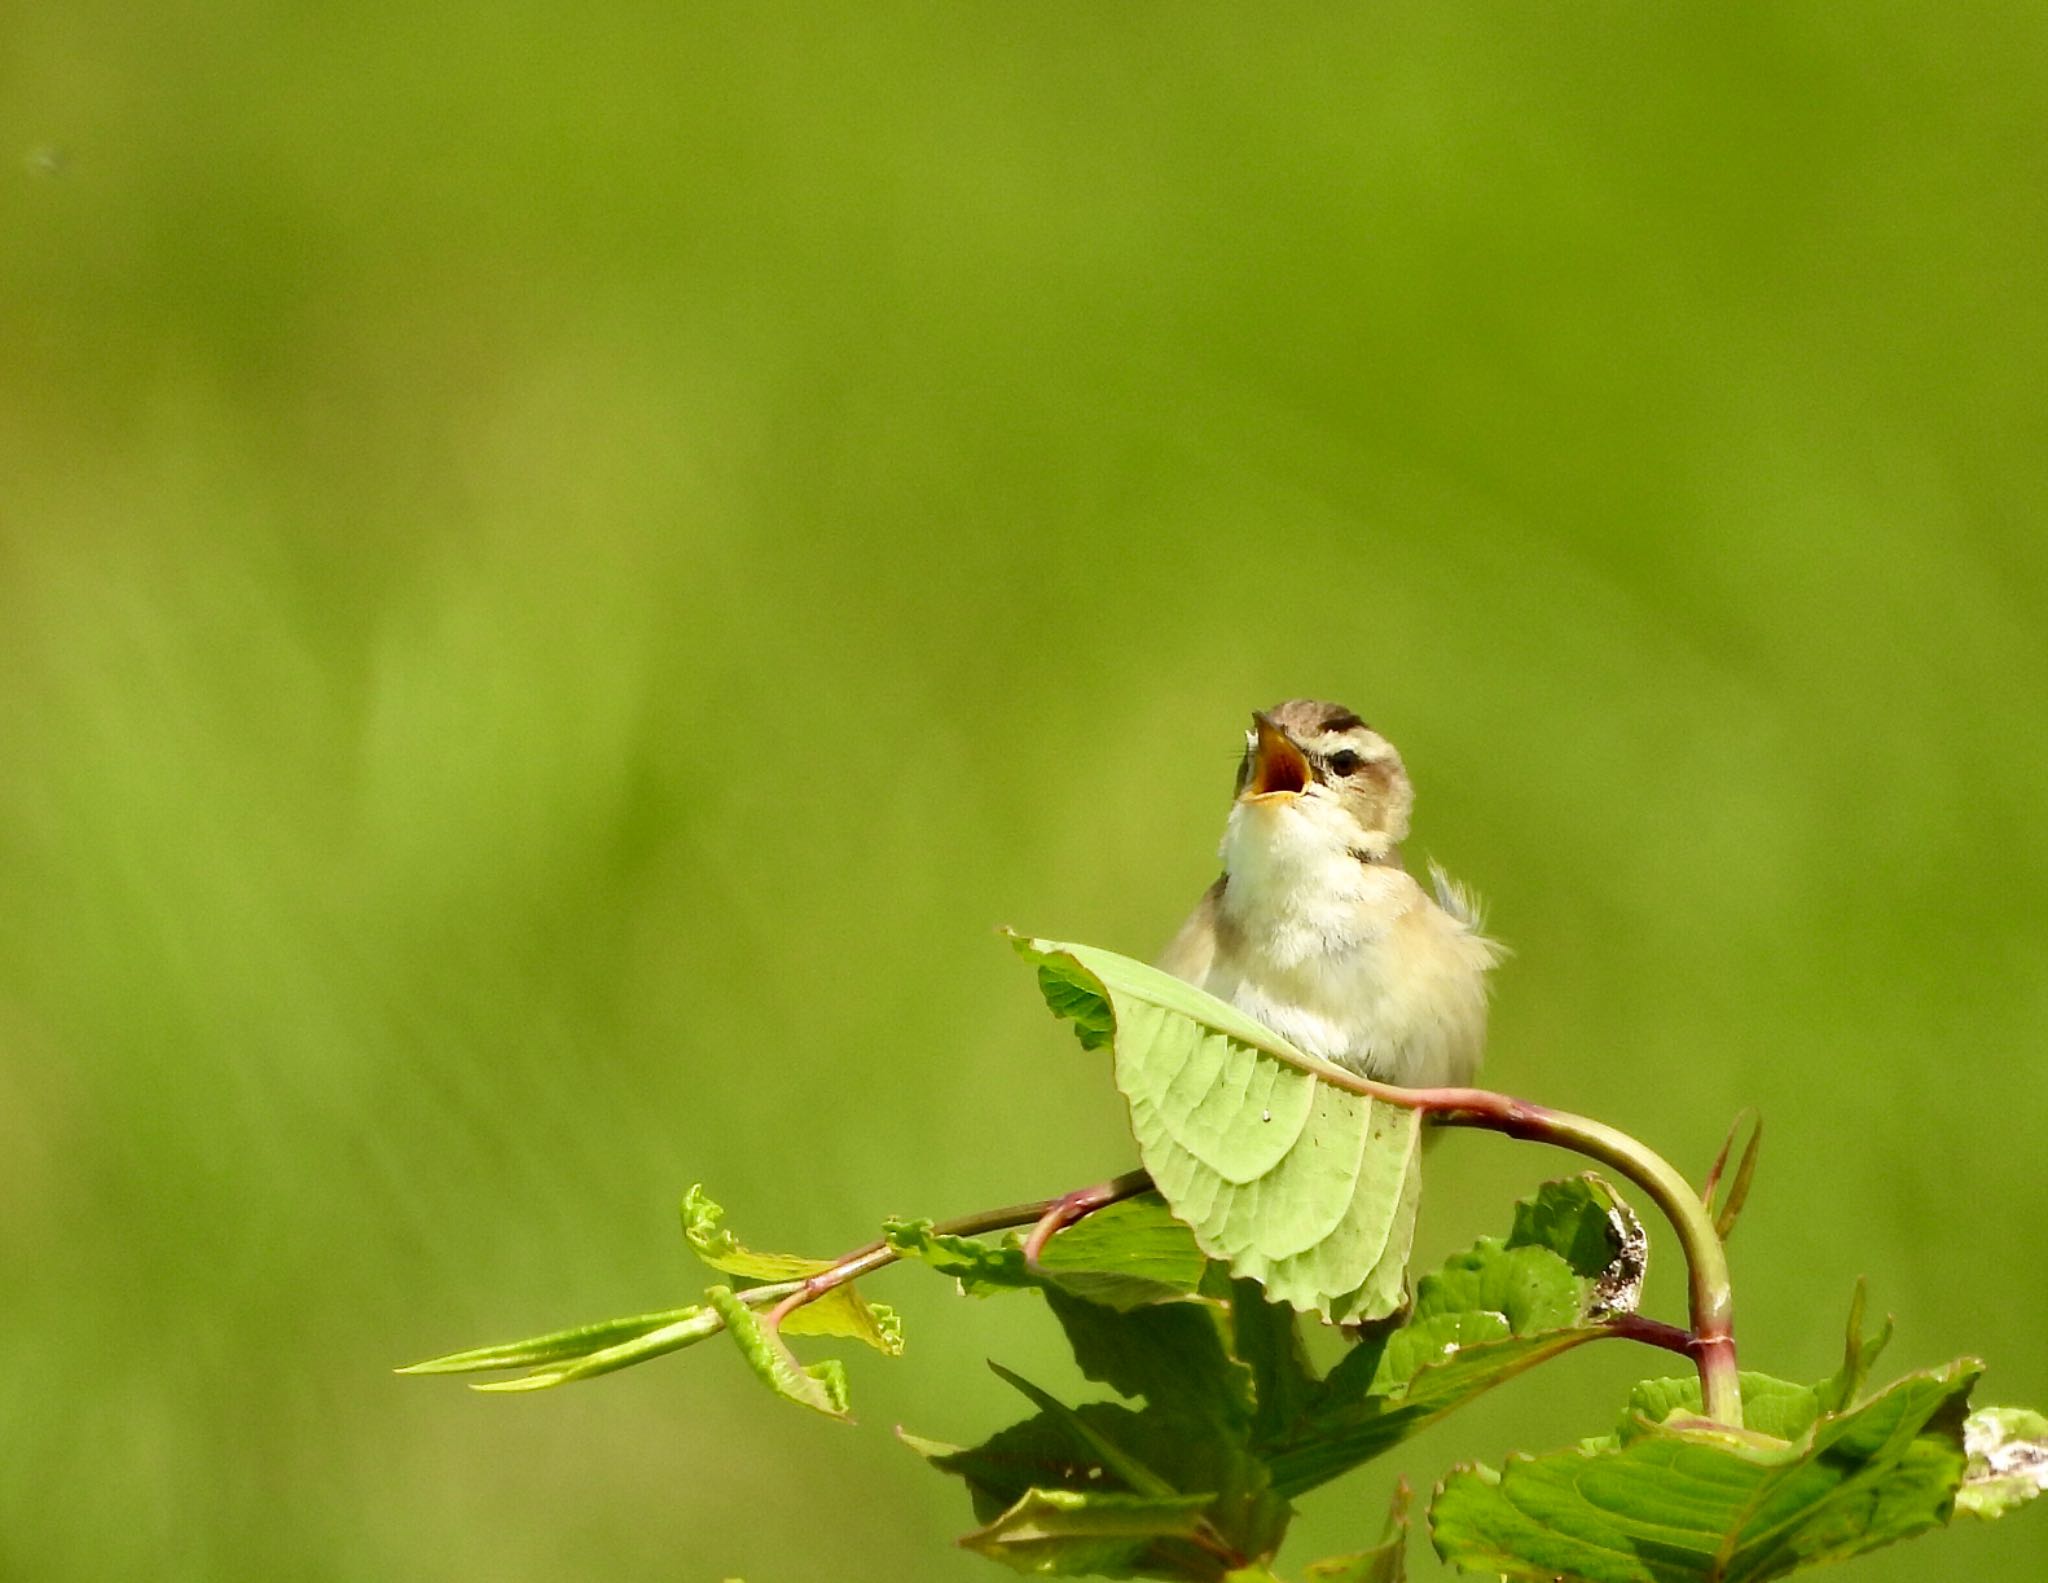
[1206, 873, 1493, 1088]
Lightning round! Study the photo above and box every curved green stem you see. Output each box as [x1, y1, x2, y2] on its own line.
[1436, 1094, 1738, 1425]
[1315, 1079, 1742, 1427]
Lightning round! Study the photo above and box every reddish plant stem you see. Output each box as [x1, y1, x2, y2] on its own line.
[1022, 1170, 1151, 1265]
[1311, 1078, 1743, 1426]
[1600, 1313, 1699, 1358]
[759, 1119, 1738, 1422]
[763, 1170, 1155, 1332]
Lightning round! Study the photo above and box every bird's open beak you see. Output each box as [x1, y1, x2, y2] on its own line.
[1243, 712, 1311, 801]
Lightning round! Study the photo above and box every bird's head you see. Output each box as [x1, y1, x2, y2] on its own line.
[1224, 699, 1414, 878]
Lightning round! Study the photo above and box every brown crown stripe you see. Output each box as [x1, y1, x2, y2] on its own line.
[1267, 698, 1369, 736]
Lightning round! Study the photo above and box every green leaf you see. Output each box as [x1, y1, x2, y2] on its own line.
[468, 1305, 728, 1393]
[1507, 1172, 1645, 1315]
[1430, 1361, 1981, 1582]
[1263, 1176, 1641, 1497]
[884, 1217, 1035, 1294]
[682, 1183, 829, 1279]
[1815, 1277, 1892, 1414]
[904, 1402, 1150, 1521]
[890, 1192, 1212, 1313]
[705, 1285, 851, 1420]
[1231, 1279, 1321, 1446]
[1700, 1108, 1763, 1242]
[912, 1274, 1297, 1569]
[396, 1305, 708, 1376]
[780, 1290, 904, 1356]
[1042, 1285, 1248, 1425]
[1041, 1283, 1292, 1559]
[1013, 935, 1422, 1324]
[1035, 1192, 1213, 1308]
[913, 1392, 1261, 1572]
[959, 1487, 1217, 1577]
[1616, 1371, 1825, 1444]
[1958, 1406, 2048, 1519]
[1302, 1480, 1411, 1582]
[916, 1177, 1650, 1572]
[990, 1363, 1186, 1498]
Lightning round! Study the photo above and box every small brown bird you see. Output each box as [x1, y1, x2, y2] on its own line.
[1157, 700, 1502, 1088]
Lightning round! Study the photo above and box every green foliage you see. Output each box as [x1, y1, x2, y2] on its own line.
[402, 935, 2047, 1581]
[685, 1184, 904, 1353]
[1032, 1196, 1216, 1310]
[393, 1305, 716, 1379]
[1013, 936, 1422, 1324]
[906, 1177, 1651, 1576]
[1431, 1362, 1981, 1582]
[1260, 1175, 1645, 1499]
[1700, 1110, 1763, 1244]
[960, 1488, 1219, 1577]
[464, 1307, 729, 1393]
[1428, 1280, 2048, 1580]
[885, 1194, 1210, 1309]
[706, 1285, 852, 1421]
[400, 1186, 897, 1397]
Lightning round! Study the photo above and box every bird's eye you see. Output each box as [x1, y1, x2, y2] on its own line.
[1327, 750, 1363, 776]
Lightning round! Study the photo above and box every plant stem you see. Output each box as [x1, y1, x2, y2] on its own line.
[1600, 1313, 1699, 1358]
[1329, 1079, 1743, 1426]
[763, 1170, 1155, 1332]
[1022, 1170, 1154, 1264]
[758, 1128, 1738, 1421]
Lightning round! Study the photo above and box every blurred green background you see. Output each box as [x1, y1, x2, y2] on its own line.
[3, 5, 2045, 1579]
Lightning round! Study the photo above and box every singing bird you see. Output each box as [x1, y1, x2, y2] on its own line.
[1156, 699, 1503, 1088]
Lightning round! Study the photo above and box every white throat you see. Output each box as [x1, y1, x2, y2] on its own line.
[1219, 794, 1401, 948]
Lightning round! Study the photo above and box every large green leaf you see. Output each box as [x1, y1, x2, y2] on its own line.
[1430, 1361, 1981, 1582]
[1260, 1176, 1644, 1497]
[1013, 935, 1423, 1323]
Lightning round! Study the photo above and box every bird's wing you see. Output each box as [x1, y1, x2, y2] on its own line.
[1154, 875, 1225, 984]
